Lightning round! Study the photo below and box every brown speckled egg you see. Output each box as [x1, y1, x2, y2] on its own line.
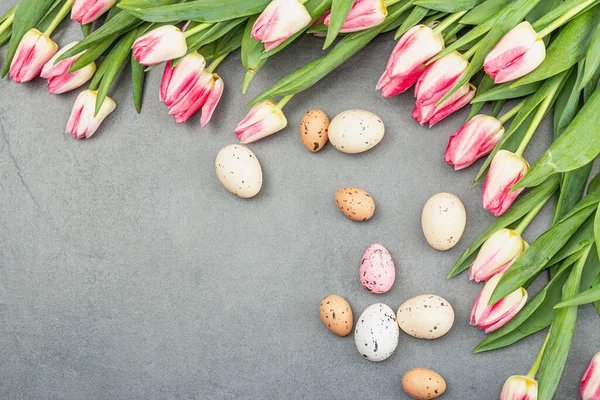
[335, 187, 375, 222]
[320, 295, 353, 336]
[397, 295, 454, 339]
[402, 368, 447, 399]
[300, 109, 329, 152]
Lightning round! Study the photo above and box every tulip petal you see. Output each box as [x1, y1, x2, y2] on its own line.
[201, 75, 224, 127]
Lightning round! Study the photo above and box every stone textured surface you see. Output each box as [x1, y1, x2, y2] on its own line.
[1, 12, 598, 400]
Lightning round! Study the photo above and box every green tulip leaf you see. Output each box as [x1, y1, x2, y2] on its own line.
[414, 0, 484, 12]
[69, 34, 120, 73]
[324, 0, 356, 49]
[531, 0, 600, 31]
[461, 0, 511, 25]
[241, 14, 266, 93]
[394, 5, 428, 39]
[471, 81, 541, 103]
[131, 55, 145, 114]
[467, 74, 494, 120]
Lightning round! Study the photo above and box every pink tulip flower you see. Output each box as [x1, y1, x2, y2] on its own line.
[581, 352, 600, 400]
[9, 28, 58, 83]
[471, 273, 528, 333]
[445, 115, 504, 170]
[325, 0, 387, 33]
[482, 150, 529, 216]
[376, 24, 444, 97]
[484, 22, 546, 84]
[251, 0, 311, 51]
[235, 100, 288, 144]
[71, 0, 117, 25]
[469, 229, 528, 283]
[159, 52, 224, 126]
[41, 42, 96, 94]
[66, 90, 116, 139]
[500, 375, 538, 400]
[132, 25, 187, 66]
[412, 82, 476, 126]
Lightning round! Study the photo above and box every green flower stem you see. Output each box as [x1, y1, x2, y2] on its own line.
[0, 10, 15, 36]
[206, 53, 227, 73]
[537, 0, 597, 38]
[515, 83, 560, 156]
[528, 332, 551, 378]
[43, 0, 75, 37]
[183, 23, 211, 38]
[463, 41, 481, 61]
[433, 10, 467, 34]
[384, 0, 404, 6]
[514, 194, 550, 235]
[276, 94, 294, 109]
[498, 99, 526, 124]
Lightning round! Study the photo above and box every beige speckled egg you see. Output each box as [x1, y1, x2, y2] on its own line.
[397, 295, 454, 339]
[215, 144, 262, 198]
[402, 368, 447, 399]
[300, 109, 329, 152]
[328, 110, 385, 154]
[319, 295, 353, 336]
[335, 187, 375, 221]
[421, 192, 466, 250]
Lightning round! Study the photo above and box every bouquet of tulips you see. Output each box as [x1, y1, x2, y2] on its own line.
[3, 0, 600, 398]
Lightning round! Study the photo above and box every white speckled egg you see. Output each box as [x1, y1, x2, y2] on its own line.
[354, 303, 399, 362]
[360, 244, 395, 294]
[397, 295, 454, 339]
[328, 110, 385, 154]
[421, 192, 466, 250]
[215, 144, 262, 198]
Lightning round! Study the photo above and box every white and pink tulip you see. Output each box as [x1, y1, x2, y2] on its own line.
[132, 25, 187, 66]
[9, 28, 58, 83]
[66, 90, 116, 139]
[325, 0, 387, 33]
[482, 150, 529, 216]
[376, 24, 444, 97]
[235, 100, 288, 144]
[251, 0, 311, 51]
[484, 22, 546, 84]
[581, 352, 600, 400]
[71, 0, 117, 25]
[500, 375, 538, 400]
[471, 273, 528, 333]
[445, 115, 504, 170]
[469, 229, 528, 283]
[41, 42, 96, 94]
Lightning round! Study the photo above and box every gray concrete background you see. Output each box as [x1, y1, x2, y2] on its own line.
[0, 10, 598, 400]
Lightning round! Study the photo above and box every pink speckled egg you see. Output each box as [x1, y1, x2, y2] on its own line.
[359, 244, 395, 294]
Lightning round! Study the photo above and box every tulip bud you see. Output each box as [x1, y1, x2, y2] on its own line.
[235, 100, 288, 144]
[71, 0, 117, 25]
[484, 22, 546, 84]
[444, 115, 504, 170]
[160, 52, 207, 107]
[581, 352, 600, 400]
[66, 90, 116, 139]
[41, 42, 95, 94]
[469, 229, 528, 283]
[413, 82, 476, 126]
[132, 25, 187, 66]
[252, 0, 311, 51]
[9, 29, 58, 83]
[325, 0, 387, 33]
[500, 375, 538, 400]
[482, 150, 529, 216]
[471, 273, 528, 333]
[376, 25, 444, 97]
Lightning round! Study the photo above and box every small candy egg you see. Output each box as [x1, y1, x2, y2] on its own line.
[319, 295, 353, 336]
[421, 192, 466, 250]
[300, 109, 329, 152]
[215, 144, 262, 198]
[402, 368, 447, 399]
[354, 303, 399, 362]
[328, 109, 385, 154]
[397, 295, 454, 340]
[335, 187, 375, 221]
[360, 244, 395, 294]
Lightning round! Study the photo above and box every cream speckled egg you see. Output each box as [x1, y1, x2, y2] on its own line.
[354, 303, 399, 362]
[319, 295, 353, 337]
[421, 192, 466, 250]
[402, 368, 447, 399]
[215, 144, 262, 198]
[360, 244, 395, 294]
[397, 295, 454, 339]
[328, 110, 385, 154]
